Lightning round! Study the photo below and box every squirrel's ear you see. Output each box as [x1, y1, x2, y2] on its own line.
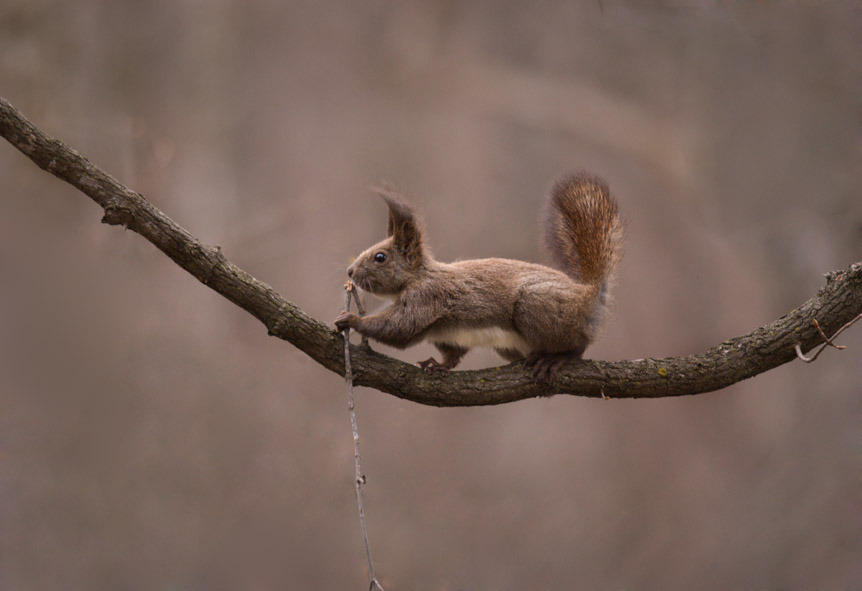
[371, 183, 425, 264]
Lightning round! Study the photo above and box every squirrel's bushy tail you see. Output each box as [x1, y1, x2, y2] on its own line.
[543, 172, 624, 292]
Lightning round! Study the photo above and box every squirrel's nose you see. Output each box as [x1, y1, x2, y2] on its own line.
[347, 264, 354, 277]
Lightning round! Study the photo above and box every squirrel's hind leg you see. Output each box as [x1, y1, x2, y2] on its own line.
[495, 347, 526, 363]
[418, 343, 468, 374]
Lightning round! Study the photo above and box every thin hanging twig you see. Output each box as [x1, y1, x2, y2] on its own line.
[342, 281, 384, 591]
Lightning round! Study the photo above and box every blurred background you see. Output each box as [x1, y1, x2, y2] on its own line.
[1, 1, 860, 589]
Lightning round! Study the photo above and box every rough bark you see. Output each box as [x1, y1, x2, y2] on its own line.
[2, 96, 860, 406]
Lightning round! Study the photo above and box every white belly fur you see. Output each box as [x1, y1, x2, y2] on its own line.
[428, 326, 531, 355]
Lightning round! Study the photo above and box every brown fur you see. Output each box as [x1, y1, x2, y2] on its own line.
[334, 173, 624, 380]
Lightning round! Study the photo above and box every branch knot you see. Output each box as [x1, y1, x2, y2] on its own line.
[101, 203, 132, 227]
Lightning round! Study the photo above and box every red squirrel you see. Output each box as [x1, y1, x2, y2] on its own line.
[334, 173, 624, 382]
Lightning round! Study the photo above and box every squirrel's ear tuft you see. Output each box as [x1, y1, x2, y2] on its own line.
[370, 182, 426, 266]
[370, 182, 412, 237]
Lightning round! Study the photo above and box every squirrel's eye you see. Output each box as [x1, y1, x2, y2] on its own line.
[373, 252, 387, 263]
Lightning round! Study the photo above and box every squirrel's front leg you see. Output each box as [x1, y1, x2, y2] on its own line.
[418, 343, 467, 374]
[334, 305, 433, 350]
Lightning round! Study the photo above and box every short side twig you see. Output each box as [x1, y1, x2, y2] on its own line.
[812, 318, 846, 350]
[795, 313, 862, 363]
[350, 286, 369, 346]
[342, 281, 384, 591]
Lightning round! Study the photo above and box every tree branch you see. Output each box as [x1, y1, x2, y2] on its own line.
[2, 96, 860, 406]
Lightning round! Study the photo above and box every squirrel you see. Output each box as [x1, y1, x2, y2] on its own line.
[334, 172, 624, 382]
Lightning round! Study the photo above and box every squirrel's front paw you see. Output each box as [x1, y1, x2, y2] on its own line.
[334, 311, 358, 331]
[417, 357, 451, 375]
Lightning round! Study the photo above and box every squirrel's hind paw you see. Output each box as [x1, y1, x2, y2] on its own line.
[524, 352, 576, 384]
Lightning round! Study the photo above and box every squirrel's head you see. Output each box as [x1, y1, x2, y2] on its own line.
[347, 184, 429, 297]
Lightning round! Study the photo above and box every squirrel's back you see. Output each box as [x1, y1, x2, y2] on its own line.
[542, 172, 624, 291]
